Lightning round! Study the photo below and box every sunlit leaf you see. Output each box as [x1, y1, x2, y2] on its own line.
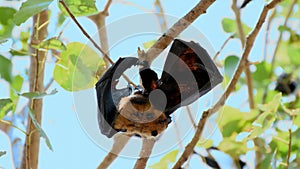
[29, 109, 53, 151]
[247, 94, 281, 140]
[224, 55, 239, 78]
[278, 25, 290, 32]
[0, 7, 16, 39]
[218, 135, 250, 157]
[252, 61, 272, 87]
[0, 151, 6, 158]
[196, 139, 213, 149]
[259, 149, 275, 169]
[149, 150, 178, 169]
[217, 106, 258, 137]
[0, 55, 12, 82]
[221, 18, 251, 37]
[58, 0, 98, 17]
[53, 42, 105, 91]
[255, 89, 277, 106]
[57, 12, 66, 27]
[18, 89, 58, 99]
[143, 40, 157, 50]
[10, 75, 24, 113]
[0, 99, 13, 119]
[287, 43, 300, 65]
[13, 0, 53, 26]
[257, 93, 282, 113]
[32, 38, 66, 51]
[281, 103, 300, 116]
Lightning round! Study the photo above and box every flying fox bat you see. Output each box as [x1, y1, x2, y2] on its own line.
[95, 39, 223, 138]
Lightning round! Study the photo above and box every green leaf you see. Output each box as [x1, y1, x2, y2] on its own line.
[257, 93, 282, 113]
[143, 40, 157, 50]
[58, 0, 98, 17]
[247, 94, 281, 140]
[258, 149, 275, 169]
[149, 150, 178, 169]
[217, 106, 258, 137]
[32, 38, 66, 51]
[18, 89, 58, 99]
[281, 103, 300, 116]
[13, 0, 53, 26]
[224, 55, 239, 78]
[196, 139, 213, 149]
[252, 61, 272, 87]
[29, 109, 53, 151]
[53, 42, 105, 91]
[0, 99, 13, 119]
[218, 136, 250, 157]
[287, 43, 300, 65]
[269, 130, 289, 160]
[57, 12, 66, 27]
[0, 151, 6, 158]
[221, 18, 252, 37]
[0, 55, 12, 82]
[0, 7, 16, 39]
[255, 89, 277, 106]
[10, 75, 24, 113]
[278, 25, 290, 32]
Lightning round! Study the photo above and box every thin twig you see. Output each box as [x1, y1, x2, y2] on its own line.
[262, 0, 298, 104]
[97, 134, 131, 169]
[286, 129, 292, 169]
[263, 9, 276, 60]
[186, 106, 197, 129]
[154, 0, 167, 32]
[44, 78, 54, 91]
[0, 120, 27, 135]
[58, 0, 112, 64]
[172, 1, 283, 168]
[213, 34, 234, 61]
[59, 0, 137, 87]
[232, 0, 255, 109]
[133, 138, 156, 169]
[102, 0, 112, 15]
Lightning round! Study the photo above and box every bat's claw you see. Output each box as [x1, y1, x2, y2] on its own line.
[134, 85, 144, 94]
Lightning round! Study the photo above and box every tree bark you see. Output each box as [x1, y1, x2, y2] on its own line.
[20, 10, 49, 169]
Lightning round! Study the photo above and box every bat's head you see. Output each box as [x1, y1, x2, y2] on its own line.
[114, 93, 170, 137]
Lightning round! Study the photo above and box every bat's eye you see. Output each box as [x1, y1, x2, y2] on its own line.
[151, 130, 158, 136]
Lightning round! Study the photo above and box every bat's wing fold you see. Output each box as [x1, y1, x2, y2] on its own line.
[95, 57, 139, 137]
[159, 39, 223, 115]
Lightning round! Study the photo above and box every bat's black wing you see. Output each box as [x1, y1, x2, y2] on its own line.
[95, 57, 139, 138]
[157, 39, 223, 116]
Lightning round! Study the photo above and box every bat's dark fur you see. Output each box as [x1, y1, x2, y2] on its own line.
[96, 39, 223, 138]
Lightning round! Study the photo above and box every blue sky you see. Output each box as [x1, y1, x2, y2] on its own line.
[0, 0, 274, 168]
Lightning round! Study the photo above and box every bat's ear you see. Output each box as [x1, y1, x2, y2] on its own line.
[96, 57, 139, 138]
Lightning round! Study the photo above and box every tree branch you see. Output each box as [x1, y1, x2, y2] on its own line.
[232, 0, 255, 109]
[144, 0, 216, 64]
[20, 10, 49, 169]
[97, 134, 131, 169]
[213, 34, 234, 61]
[133, 138, 156, 169]
[285, 129, 292, 169]
[154, 0, 167, 32]
[172, 0, 283, 168]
